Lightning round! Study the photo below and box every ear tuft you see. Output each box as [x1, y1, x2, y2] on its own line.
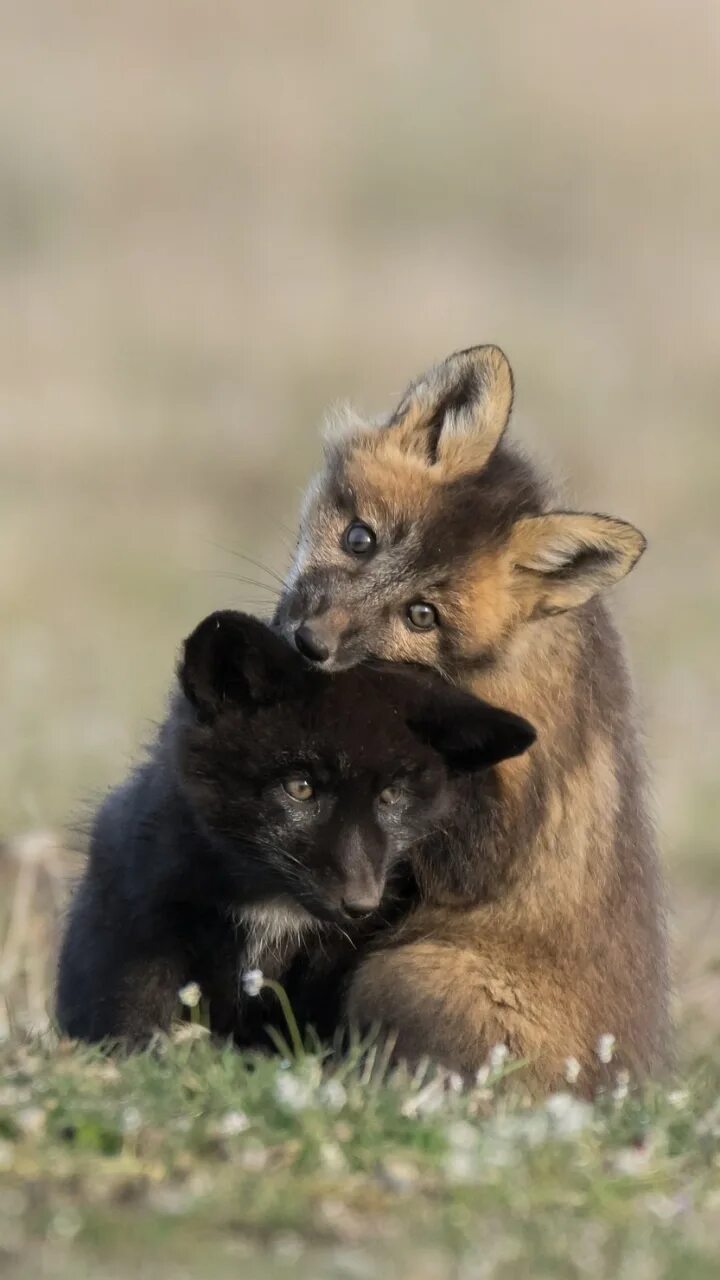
[510, 513, 646, 615]
[387, 345, 514, 477]
[179, 611, 299, 720]
[321, 400, 371, 449]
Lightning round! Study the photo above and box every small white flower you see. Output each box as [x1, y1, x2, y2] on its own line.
[475, 1065, 490, 1088]
[645, 1193, 686, 1222]
[564, 1056, 581, 1085]
[667, 1089, 689, 1110]
[121, 1106, 143, 1136]
[239, 1145, 269, 1172]
[613, 1068, 630, 1102]
[319, 1079, 347, 1113]
[16, 1107, 46, 1137]
[489, 1043, 509, 1071]
[275, 1073, 314, 1112]
[447, 1072, 464, 1094]
[215, 1110, 250, 1137]
[546, 1091, 593, 1137]
[318, 1142, 345, 1173]
[444, 1121, 481, 1183]
[444, 1149, 479, 1182]
[446, 1120, 478, 1151]
[696, 1101, 720, 1138]
[613, 1141, 652, 1176]
[177, 981, 202, 1009]
[242, 969, 264, 997]
[596, 1033, 616, 1065]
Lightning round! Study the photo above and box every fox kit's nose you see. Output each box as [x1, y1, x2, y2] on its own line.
[294, 624, 330, 664]
[334, 830, 384, 919]
[341, 893, 381, 920]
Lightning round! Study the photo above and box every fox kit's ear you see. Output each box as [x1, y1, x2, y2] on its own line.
[387, 345, 513, 477]
[179, 611, 299, 719]
[509, 513, 646, 615]
[408, 689, 536, 772]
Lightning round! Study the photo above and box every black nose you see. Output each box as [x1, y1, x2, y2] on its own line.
[295, 624, 330, 664]
[341, 897, 379, 921]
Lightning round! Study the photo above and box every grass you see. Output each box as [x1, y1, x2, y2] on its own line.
[1, 1030, 720, 1280]
[2, 838, 719, 1279]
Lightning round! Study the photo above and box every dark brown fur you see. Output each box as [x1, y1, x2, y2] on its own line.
[57, 611, 535, 1048]
[275, 345, 669, 1095]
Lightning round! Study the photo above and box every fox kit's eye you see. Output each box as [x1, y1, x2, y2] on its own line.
[379, 784, 403, 806]
[344, 521, 376, 555]
[283, 776, 314, 802]
[406, 601, 438, 631]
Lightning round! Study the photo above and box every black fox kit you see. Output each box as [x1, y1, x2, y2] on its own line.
[275, 345, 669, 1092]
[56, 610, 534, 1045]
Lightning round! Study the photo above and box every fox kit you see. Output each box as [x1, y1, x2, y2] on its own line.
[56, 610, 534, 1046]
[275, 345, 669, 1092]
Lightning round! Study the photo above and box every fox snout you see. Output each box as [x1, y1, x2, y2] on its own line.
[317, 868, 384, 923]
[322, 827, 387, 921]
[282, 606, 355, 670]
[274, 568, 359, 668]
[334, 871, 384, 921]
[294, 621, 333, 665]
[339, 883, 383, 920]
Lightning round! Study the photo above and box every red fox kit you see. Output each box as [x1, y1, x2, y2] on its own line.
[275, 345, 669, 1093]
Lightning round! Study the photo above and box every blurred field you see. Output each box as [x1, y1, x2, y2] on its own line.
[1, 2, 719, 1034]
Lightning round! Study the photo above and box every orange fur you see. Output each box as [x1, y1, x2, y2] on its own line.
[278, 345, 669, 1094]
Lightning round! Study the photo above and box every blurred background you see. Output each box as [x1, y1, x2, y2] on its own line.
[1, 1, 718, 1039]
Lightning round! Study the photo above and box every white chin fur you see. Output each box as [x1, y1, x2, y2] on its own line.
[233, 900, 316, 966]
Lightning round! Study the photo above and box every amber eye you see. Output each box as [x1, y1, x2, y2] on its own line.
[406, 601, 438, 631]
[283, 776, 314, 802]
[344, 521, 376, 555]
[379, 784, 403, 806]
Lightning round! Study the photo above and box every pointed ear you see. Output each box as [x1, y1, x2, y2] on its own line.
[408, 688, 536, 772]
[387, 345, 514, 477]
[509, 513, 646, 615]
[179, 611, 300, 720]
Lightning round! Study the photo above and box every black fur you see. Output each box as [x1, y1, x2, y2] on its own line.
[56, 611, 535, 1046]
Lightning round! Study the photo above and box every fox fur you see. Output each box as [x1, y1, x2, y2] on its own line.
[56, 610, 534, 1047]
[275, 344, 670, 1094]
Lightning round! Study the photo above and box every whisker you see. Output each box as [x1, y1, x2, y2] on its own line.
[276, 848, 308, 872]
[200, 569, 280, 593]
[272, 517, 299, 542]
[209, 544, 287, 588]
[222, 600, 280, 610]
